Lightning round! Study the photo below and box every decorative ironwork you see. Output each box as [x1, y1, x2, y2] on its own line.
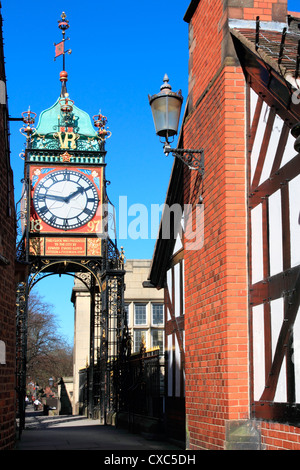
[255, 16, 260, 51]
[20, 108, 36, 140]
[93, 112, 112, 143]
[54, 12, 72, 70]
[118, 348, 165, 431]
[163, 144, 205, 175]
[16, 235, 26, 264]
[98, 267, 127, 423]
[15, 281, 29, 437]
[278, 27, 287, 65]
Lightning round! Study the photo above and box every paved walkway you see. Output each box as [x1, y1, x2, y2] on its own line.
[15, 406, 183, 451]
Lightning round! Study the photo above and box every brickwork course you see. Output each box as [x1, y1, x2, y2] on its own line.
[0, 6, 17, 450]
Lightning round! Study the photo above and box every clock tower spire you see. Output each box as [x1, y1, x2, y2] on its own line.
[54, 12, 72, 97]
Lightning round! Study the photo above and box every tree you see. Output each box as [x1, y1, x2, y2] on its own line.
[26, 291, 73, 389]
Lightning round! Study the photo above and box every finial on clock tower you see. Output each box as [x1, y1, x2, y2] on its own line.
[54, 12, 72, 97]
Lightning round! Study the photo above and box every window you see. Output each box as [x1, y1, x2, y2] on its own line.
[134, 330, 147, 353]
[134, 303, 147, 325]
[152, 303, 164, 325]
[124, 303, 129, 325]
[152, 330, 164, 353]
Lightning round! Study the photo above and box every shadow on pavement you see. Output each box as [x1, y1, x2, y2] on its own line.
[15, 405, 183, 451]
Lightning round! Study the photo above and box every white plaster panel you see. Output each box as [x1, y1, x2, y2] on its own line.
[174, 263, 180, 317]
[250, 88, 259, 126]
[251, 203, 264, 284]
[167, 335, 173, 397]
[259, 114, 283, 186]
[175, 334, 181, 397]
[174, 233, 183, 253]
[281, 132, 297, 168]
[251, 100, 269, 183]
[293, 306, 300, 403]
[268, 189, 283, 276]
[271, 298, 286, 403]
[182, 260, 185, 315]
[289, 175, 300, 268]
[167, 269, 172, 303]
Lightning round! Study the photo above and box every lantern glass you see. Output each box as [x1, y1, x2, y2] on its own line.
[150, 95, 182, 138]
[149, 75, 183, 140]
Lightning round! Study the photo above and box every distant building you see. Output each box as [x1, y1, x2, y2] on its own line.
[71, 259, 164, 415]
[124, 259, 165, 355]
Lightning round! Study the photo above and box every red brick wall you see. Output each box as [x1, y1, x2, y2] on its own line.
[186, 0, 224, 107]
[0, 9, 17, 450]
[260, 422, 300, 450]
[183, 0, 292, 450]
[183, 60, 248, 449]
[0, 120, 16, 450]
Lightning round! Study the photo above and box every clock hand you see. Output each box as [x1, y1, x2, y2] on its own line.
[45, 194, 68, 202]
[65, 186, 86, 203]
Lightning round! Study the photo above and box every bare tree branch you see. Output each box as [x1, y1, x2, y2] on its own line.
[26, 292, 73, 389]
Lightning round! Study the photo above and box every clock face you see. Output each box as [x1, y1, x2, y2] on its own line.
[33, 169, 99, 230]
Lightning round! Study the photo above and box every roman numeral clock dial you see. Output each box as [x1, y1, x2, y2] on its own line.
[33, 169, 99, 230]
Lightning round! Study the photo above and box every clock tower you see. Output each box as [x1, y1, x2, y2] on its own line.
[25, 89, 107, 259]
[23, 14, 109, 260]
[16, 12, 128, 427]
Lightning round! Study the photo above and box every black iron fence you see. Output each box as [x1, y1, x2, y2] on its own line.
[78, 346, 165, 430]
[124, 347, 164, 418]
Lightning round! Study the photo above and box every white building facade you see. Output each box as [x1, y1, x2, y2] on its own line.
[71, 259, 164, 415]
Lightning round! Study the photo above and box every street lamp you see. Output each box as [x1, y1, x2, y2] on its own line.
[148, 74, 204, 175]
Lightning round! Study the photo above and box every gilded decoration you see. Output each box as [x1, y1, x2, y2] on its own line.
[87, 238, 102, 256]
[29, 237, 44, 256]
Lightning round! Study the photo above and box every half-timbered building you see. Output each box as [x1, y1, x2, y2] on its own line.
[149, 157, 185, 444]
[149, 0, 300, 450]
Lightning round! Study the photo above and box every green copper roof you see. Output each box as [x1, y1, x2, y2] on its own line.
[34, 97, 97, 137]
[30, 95, 102, 153]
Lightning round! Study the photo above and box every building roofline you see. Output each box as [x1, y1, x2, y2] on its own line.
[183, 0, 200, 23]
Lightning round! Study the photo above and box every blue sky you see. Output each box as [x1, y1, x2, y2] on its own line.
[2, 0, 299, 345]
[2, 0, 190, 260]
[2, 0, 190, 344]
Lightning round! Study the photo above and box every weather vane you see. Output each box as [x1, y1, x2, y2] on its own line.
[54, 12, 72, 72]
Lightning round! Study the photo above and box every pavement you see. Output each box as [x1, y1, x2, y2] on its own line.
[15, 405, 184, 452]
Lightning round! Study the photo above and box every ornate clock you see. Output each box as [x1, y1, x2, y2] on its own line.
[33, 168, 99, 231]
[25, 86, 108, 258]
